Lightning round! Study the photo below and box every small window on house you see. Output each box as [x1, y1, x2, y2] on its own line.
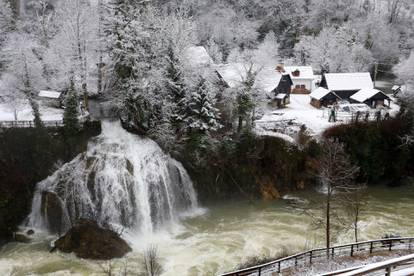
[301, 85, 306, 89]
[296, 85, 301, 88]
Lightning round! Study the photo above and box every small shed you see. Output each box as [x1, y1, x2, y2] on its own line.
[309, 87, 340, 108]
[350, 88, 391, 108]
[320, 72, 374, 100]
[38, 90, 63, 108]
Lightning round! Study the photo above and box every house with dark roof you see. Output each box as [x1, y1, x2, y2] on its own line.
[320, 72, 374, 100]
[215, 63, 293, 108]
[309, 87, 340, 108]
[350, 88, 391, 108]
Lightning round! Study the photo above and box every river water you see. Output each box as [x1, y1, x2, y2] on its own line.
[1, 183, 413, 276]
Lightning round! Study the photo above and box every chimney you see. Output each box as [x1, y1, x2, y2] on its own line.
[292, 69, 300, 77]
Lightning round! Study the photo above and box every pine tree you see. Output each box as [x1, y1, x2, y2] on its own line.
[185, 77, 221, 135]
[165, 44, 188, 133]
[236, 65, 257, 133]
[63, 80, 80, 135]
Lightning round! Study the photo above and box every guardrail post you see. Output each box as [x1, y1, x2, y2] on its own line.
[258, 267, 261, 276]
[331, 247, 334, 258]
[370, 242, 373, 254]
[310, 251, 313, 264]
[295, 256, 298, 267]
[351, 244, 354, 257]
[386, 266, 392, 276]
[278, 261, 281, 273]
[389, 240, 392, 251]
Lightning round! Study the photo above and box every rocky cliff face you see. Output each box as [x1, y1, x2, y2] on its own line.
[0, 122, 101, 245]
[183, 133, 320, 202]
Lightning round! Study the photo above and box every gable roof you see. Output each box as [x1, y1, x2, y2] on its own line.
[324, 73, 373, 91]
[215, 64, 289, 93]
[285, 66, 314, 80]
[350, 88, 390, 103]
[310, 87, 336, 100]
[38, 90, 62, 99]
[183, 46, 213, 67]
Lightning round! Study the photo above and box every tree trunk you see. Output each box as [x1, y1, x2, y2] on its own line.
[326, 188, 331, 259]
[238, 116, 243, 133]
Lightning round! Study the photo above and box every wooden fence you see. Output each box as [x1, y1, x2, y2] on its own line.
[219, 237, 414, 276]
[0, 120, 63, 128]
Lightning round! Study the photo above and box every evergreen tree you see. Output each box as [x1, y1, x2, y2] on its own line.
[63, 80, 80, 135]
[236, 65, 257, 133]
[185, 76, 221, 135]
[165, 44, 188, 133]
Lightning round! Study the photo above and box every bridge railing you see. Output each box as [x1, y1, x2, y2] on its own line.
[219, 237, 414, 276]
[0, 120, 64, 128]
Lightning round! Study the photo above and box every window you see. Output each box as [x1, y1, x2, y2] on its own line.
[295, 85, 301, 88]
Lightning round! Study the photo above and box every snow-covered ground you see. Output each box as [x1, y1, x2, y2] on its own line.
[0, 102, 63, 122]
[254, 94, 401, 141]
[288, 250, 413, 275]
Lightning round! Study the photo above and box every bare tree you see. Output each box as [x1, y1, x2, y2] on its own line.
[143, 245, 163, 276]
[319, 139, 359, 257]
[343, 184, 367, 243]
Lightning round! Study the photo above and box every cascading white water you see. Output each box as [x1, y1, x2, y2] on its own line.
[27, 120, 200, 235]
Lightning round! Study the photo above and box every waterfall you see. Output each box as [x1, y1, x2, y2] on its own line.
[26, 120, 200, 235]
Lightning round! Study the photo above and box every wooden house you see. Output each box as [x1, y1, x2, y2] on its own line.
[320, 72, 374, 100]
[38, 90, 64, 108]
[309, 87, 340, 108]
[350, 88, 391, 108]
[215, 63, 293, 108]
[285, 66, 315, 94]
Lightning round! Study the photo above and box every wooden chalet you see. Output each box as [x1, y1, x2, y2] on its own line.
[215, 63, 293, 108]
[320, 72, 374, 100]
[350, 88, 391, 108]
[284, 66, 315, 94]
[309, 87, 340, 108]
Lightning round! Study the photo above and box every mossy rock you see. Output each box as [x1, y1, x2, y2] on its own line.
[54, 219, 132, 260]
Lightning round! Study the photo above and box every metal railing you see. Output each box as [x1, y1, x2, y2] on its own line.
[219, 237, 414, 276]
[324, 253, 414, 276]
[0, 120, 64, 128]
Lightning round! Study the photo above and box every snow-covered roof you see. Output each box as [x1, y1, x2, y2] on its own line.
[285, 66, 314, 80]
[350, 88, 390, 103]
[324, 72, 373, 91]
[215, 63, 284, 93]
[310, 87, 332, 100]
[38, 90, 62, 99]
[392, 85, 401, 91]
[183, 46, 213, 67]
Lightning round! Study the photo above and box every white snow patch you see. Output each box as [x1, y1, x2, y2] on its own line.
[0, 102, 63, 121]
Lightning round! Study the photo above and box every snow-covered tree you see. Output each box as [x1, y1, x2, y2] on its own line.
[0, 0, 14, 70]
[294, 27, 374, 73]
[1, 33, 46, 126]
[235, 64, 259, 133]
[185, 76, 221, 134]
[252, 32, 280, 67]
[165, 44, 188, 133]
[63, 80, 80, 135]
[394, 51, 414, 87]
